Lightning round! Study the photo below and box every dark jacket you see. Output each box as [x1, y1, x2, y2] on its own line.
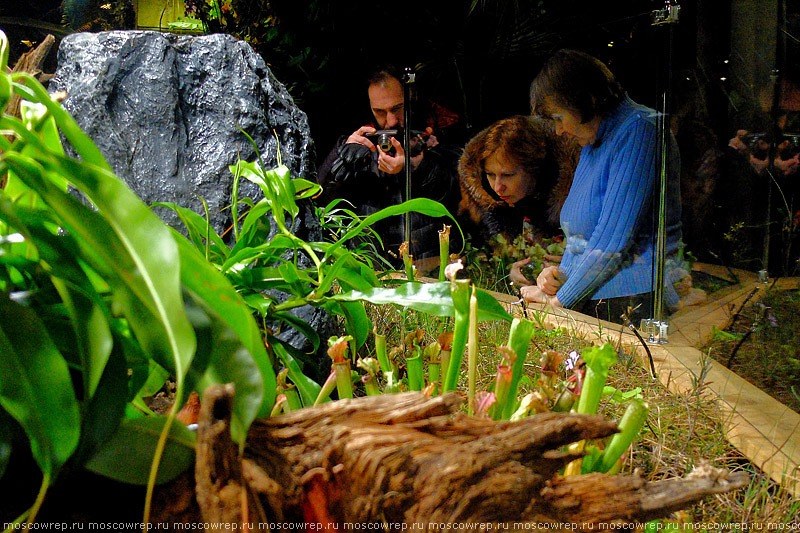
[317, 136, 462, 261]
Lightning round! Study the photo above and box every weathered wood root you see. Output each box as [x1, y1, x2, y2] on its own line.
[193, 386, 749, 530]
[7, 35, 55, 118]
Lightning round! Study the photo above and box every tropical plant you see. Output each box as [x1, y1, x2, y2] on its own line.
[0, 29, 271, 527]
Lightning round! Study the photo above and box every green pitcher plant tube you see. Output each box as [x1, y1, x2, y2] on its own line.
[500, 318, 537, 419]
[467, 285, 478, 415]
[407, 350, 424, 392]
[314, 372, 338, 406]
[328, 336, 354, 400]
[357, 358, 382, 397]
[443, 278, 471, 392]
[576, 343, 618, 416]
[598, 398, 649, 474]
[424, 342, 442, 396]
[438, 225, 451, 282]
[490, 346, 515, 421]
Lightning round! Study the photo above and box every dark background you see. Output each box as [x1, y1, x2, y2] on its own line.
[5, 0, 799, 275]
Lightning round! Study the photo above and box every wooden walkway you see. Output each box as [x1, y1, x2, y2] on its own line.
[499, 264, 800, 497]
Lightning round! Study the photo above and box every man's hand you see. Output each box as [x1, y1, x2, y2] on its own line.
[536, 265, 564, 296]
[377, 136, 406, 174]
[509, 258, 533, 286]
[346, 126, 378, 150]
[776, 154, 800, 176]
[728, 129, 750, 153]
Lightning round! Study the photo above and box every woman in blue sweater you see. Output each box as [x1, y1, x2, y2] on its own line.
[520, 50, 684, 322]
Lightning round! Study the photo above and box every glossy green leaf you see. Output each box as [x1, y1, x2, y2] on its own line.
[328, 198, 457, 258]
[4, 152, 196, 385]
[84, 416, 195, 485]
[182, 288, 265, 444]
[194, 310, 266, 445]
[330, 281, 512, 322]
[174, 236, 275, 421]
[292, 178, 322, 200]
[265, 164, 298, 221]
[152, 202, 229, 262]
[336, 300, 371, 349]
[51, 277, 113, 398]
[236, 161, 285, 228]
[270, 310, 321, 351]
[272, 339, 322, 408]
[4, 101, 66, 209]
[237, 198, 272, 245]
[13, 73, 110, 169]
[73, 342, 128, 465]
[0, 295, 80, 476]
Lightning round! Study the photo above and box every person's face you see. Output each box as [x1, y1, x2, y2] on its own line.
[368, 77, 404, 129]
[484, 150, 533, 206]
[546, 97, 601, 147]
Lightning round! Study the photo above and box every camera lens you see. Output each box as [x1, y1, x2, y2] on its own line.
[378, 134, 392, 152]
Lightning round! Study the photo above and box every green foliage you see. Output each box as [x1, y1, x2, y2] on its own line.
[0, 29, 271, 524]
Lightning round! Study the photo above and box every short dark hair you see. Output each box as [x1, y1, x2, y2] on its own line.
[530, 49, 625, 123]
[366, 64, 402, 89]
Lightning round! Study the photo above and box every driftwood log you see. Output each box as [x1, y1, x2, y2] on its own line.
[189, 385, 748, 530]
[7, 34, 56, 118]
[2, 34, 56, 189]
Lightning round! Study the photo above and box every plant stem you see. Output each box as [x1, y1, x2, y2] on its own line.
[143, 397, 180, 527]
[491, 365, 512, 420]
[5, 472, 49, 532]
[467, 286, 478, 415]
[439, 349, 451, 390]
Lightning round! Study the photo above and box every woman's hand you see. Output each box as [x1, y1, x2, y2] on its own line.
[520, 285, 562, 307]
[543, 253, 562, 267]
[537, 265, 564, 296]
[509, 258, 533, 286]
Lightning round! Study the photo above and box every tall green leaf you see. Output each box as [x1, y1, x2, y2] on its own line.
[174, 235, 275, 422]
[84, 416, 195, 485]
[0, 295, 80, 476]
[2, 152, 196, 383]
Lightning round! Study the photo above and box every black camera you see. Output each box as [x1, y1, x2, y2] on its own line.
[365, 129, 398, 152]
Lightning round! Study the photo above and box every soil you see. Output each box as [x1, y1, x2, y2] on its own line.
[704, 286, 800, 414]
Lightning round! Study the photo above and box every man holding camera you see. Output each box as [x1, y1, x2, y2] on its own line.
[317, 65, 462, 267]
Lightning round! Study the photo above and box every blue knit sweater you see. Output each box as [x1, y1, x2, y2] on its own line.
[555, 97, 683, 308]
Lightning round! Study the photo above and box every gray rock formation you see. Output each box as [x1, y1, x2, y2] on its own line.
[50, 31, 327, 359]
[50, 30, 315, 236]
